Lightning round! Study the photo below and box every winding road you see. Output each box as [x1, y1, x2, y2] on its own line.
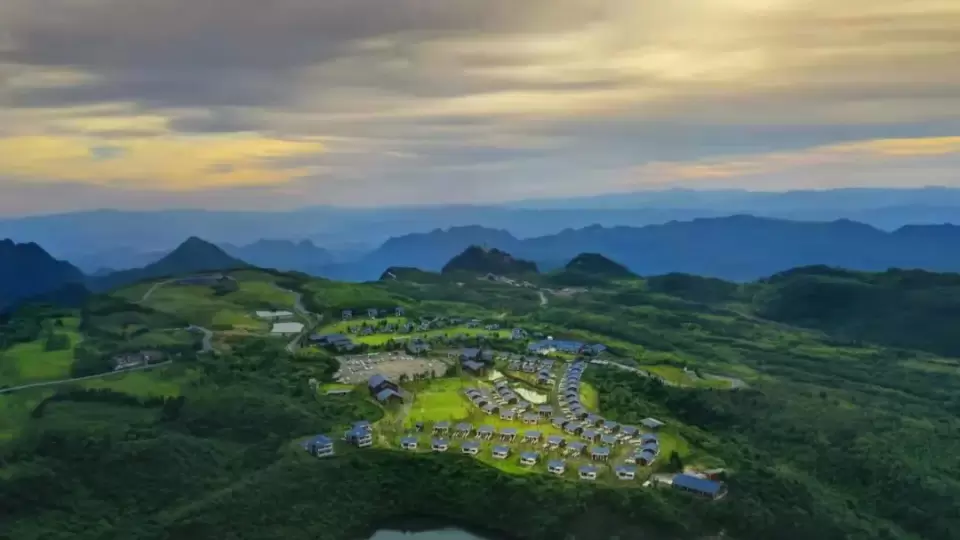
[0, 361, 173, 395]
[538, 290, 549, 306]
[188, 325, 215, 353]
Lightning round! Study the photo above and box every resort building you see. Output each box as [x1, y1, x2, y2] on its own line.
[432, 438, 450, 452]
[346, 427, 372, 448]
[579, 465, 599, 480]
[590, 446, 611, 461]
[522, 412, 539, 425]
[461, 441, 481, 455]
[433, 421, 451, 435]
[566, 441, 587, 456]
[454, 422, 473, 438]
[672, 474, 726, 500]
[520, 451, 540, 466]
[546, 435, 565, 448]
[492, 445, 510, 460]
[523, 430, 542, 444]
[499, 428, 518, 442]
[400, 436, 418, 450]
[303, 434, 334, 458]
[547, 460, 566, 475]
[615, 465, 637, 480]
[477, 425, 495, 440]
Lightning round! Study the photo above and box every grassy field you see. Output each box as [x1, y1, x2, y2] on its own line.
[316, 317, 509, 346]
[0, 317, 83, 386]
[579, 381, 599, 409]
[79, 364, 196, 398]
[0, 389, 54, 443]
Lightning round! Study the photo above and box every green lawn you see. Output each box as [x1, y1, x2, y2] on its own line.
[405, 378, 473, 425]
[0, 317, 82, 386]
[315, 318, 509, 346]
[0, 389, 54, 443]
[79, 365, 195, 398]
[579, 381, 599, 410]
[140, 284, 265, 331]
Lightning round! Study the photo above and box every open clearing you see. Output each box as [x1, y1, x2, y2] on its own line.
[0, 317, 82, 387]
[337, 352, 448, 384]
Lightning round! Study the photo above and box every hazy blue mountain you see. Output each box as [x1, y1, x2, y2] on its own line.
[342, 217, 960, 282]
[0, 239, 86, 311]
[7, 188, 960, 266]
[220, 239, 334, 273]
[91, 237, 250, 291]
[441, 246, 539, 276]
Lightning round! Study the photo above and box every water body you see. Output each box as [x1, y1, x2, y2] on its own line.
[368, 528, 490, 540]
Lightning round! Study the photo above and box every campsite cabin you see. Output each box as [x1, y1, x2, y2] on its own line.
[454, 422, 473, 437]
[522, 412, 539, 425]
[578, 465, 599, 480]
[590, 446, 611, 461]
[433, 421, 451, 435]
[352, 420, 372, 433]
[500, 428, 518, 442]
[461, 441, 481, 455]
[400, 436, 418, 450]
[477, 425, 495, 439]
[551, 417, 568, 429]
[601, 420, 619, 433]
[641, 442, 660, 455]
[638, 449, 657, 466]
[432, 438, 449, 452]
[303, 435, 335, 458]
[500, 409, 517, 421]
[672, 474, 726, 500]
[346, 427, 372, 448]
[492, 445, 510, 460]
[582, 428, 600, 442]
[619, 425, 639, 440]
[566, 441, 587, 456]
[537, 405, 555, 417]
[414, 422, 424, 432]
[615, 465, 637, 480]
[546, 435, 565, 448]
[481, 403, 498, 415]
[547, 459, 566, 475]
[520, 451, 540, 466]
[564, 422, 584, 435]
[586, 414, 604, 426]
[515, 400, 531, 412]
[523, 430, 542, 444]
[600, 434, 619, 446]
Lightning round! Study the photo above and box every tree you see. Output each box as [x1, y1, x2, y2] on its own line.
[668, 450, 683, 472]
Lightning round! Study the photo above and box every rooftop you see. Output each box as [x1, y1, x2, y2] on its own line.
[673, 474, 723, 495]
[271, 322, 305, 334]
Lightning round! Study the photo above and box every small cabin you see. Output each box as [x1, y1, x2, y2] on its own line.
[432, 438, 449, 452]
[461, 441, 481, 455]
[566, 442, 586, 456]
[433, 421, 451, 435]
[600, 434, 618, 446]
[303, 434, 335, 458]
[492, 445, 510, 460]
[499, 428, 518, 442]
[615, 465, 637, 480]
[400, 436, 418, 450]
[477, 425, 495, 439]
[346, 428, 372, 448]
[454, 422, 473, 438]
[547, 460, 566, 475]
[522, 412, 539, 425]
[546, 435, 565, 448]
[520, 451, 539, 466]
[578, 465, 599, 480]
[590, 446, 610, 461]
[523, 430, 542, 444]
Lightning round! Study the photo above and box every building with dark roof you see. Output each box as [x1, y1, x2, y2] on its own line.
[346, 427, 372, 448]
[477, 425, 495, 439]
[520, 451, 539, 466]
[461, 441, 481, 455]
[462, 360, 486, 375]
[481, 403, 498, 415]
[375, 388, 404, 404]
[454, 422, 473, 437]
[368, 374, 399, 396]
[619, 425, 639, 439]
[432, 438, 449, 452]
[600, 434, 618, 446]
[400, 436, 418, 450]
[492, 445, 510, 459]
[578, 464, 599, 480]
[566, 441, 586, 456]
[521, 412, 539, 425]
[303, 434, 334, 457]
[582, 428, 599, 442]
[672, 474, 725, 499]
[615, 465, 637, 480]
[499, 427, 518, 441]
[547, 459, 566, 475]
[564, 422, 583, 435]
[590, 446, 610, 461]
[546, 435, 565, 448]
[523, 430, 542, 443]
[551, 416, 568, 429]
[637, 449, 657, 466]
[500, 409, 516, 421]
[537, 405, 554, 417]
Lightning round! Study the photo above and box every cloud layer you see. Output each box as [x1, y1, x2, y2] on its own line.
[1, 0, 959, 212]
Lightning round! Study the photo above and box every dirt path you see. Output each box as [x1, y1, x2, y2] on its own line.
[538, 290, 548, 306]
[138, 279, 173, 303]
[0, 361, 173, 395]
[188, 325, 214, 353]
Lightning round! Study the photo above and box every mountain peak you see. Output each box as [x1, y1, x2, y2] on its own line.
[564, 253, 634, 278]
[0, 239, 86, 310]
[441, 245, 538, 276]
[92, 237, 249, 290]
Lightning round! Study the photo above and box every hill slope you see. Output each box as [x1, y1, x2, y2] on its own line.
[441, 245, 539, 276]
[92, 237, 249, 290]
[220, 239, 333, 273]
[0, 239, 86, 311]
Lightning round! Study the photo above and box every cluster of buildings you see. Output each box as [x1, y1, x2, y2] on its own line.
[505, 356, 556, 385]
[301, 420, 375, 458]
[341, 307, 405, 320]
[528, 339, 607, 356]
[367, 374, 404, 404]
[112, 350, 165, 371]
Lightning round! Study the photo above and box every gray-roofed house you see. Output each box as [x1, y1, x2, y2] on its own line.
[523, 430, 542, 443]
[521, 412, 539, 425]
[368, 374, 399, 396]
[406, 339, 431, 355]
[477, 425, 495, 439]
[481, 403, 498, 415]
[461, 440, 481, 455]
[579, 464, 599, 480]
[615, 465, 637, 480]
[432, 438, 449, 452]
[590, 446, 611, 461]
[353, 421, 372, 433]
[500, 409, 516, 421]
[547, 435, 565, 448]
[455, 422, 473, 437]
[499, 427, 518, 441]
[600, 434, 619, 446]
[303, 434, 334, 457]
[515, 400, 530, 412]
[367, 308, 379, 319]
[375, 386, 404, 404]
[547, 459, 566, 475]
[462, 360, 487, 375]
[641, 418, 665, 430]
[342, 309, 353, 320]
[564, 422, 584, 435]
[641, 433, 659, 445]
[433, 421, 451, 434]
[601, 420, 619, 432]
[537, 405, 554, 417]
[567, 441, 587, 456]
[641, 442, 660, 455]
[586, 414, 603, 426]
[400, 436, 418, 450]
[582, 428, 599, 442]
[619, 425, 639, 439]
[492, 445, 510, 459]
[551, 417, 568, 429]
[346, 427, 372, 448]
[520, 451, 539, 466]
[672, 474, 726, 499]
[460, 348, 481, 361]
[637, 449, 658, 466]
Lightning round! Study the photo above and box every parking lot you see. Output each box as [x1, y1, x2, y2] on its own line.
[336, 351, 449, 384]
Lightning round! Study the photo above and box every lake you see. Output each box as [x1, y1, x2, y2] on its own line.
[368, 528, 491, 540]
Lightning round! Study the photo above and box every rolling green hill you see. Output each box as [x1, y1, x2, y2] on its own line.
[2, 264, 960, 540]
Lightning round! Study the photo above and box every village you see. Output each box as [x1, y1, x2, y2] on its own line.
[298, 307, 727, 499]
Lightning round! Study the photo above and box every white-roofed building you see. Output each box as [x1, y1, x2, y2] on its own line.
[256, 310, 294, 320]
[271, 322, 305, 336]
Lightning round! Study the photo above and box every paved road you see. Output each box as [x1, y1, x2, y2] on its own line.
[188, 325, 214, 353]
[538, 290, 548, 306]
[0, 361, 173, 395]
[139, 279, 173, 303]
[274, 285, 320, 353]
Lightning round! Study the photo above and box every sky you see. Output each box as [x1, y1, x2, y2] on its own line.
[1, 0, 959, 215]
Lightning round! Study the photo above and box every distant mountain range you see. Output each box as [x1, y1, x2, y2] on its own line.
[220, 239, 334, 273]
[327, 216, 960, 282]
[0, 239, 85, 311]
[441, 246, 539, 276]
[7, 187, 960, 269]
